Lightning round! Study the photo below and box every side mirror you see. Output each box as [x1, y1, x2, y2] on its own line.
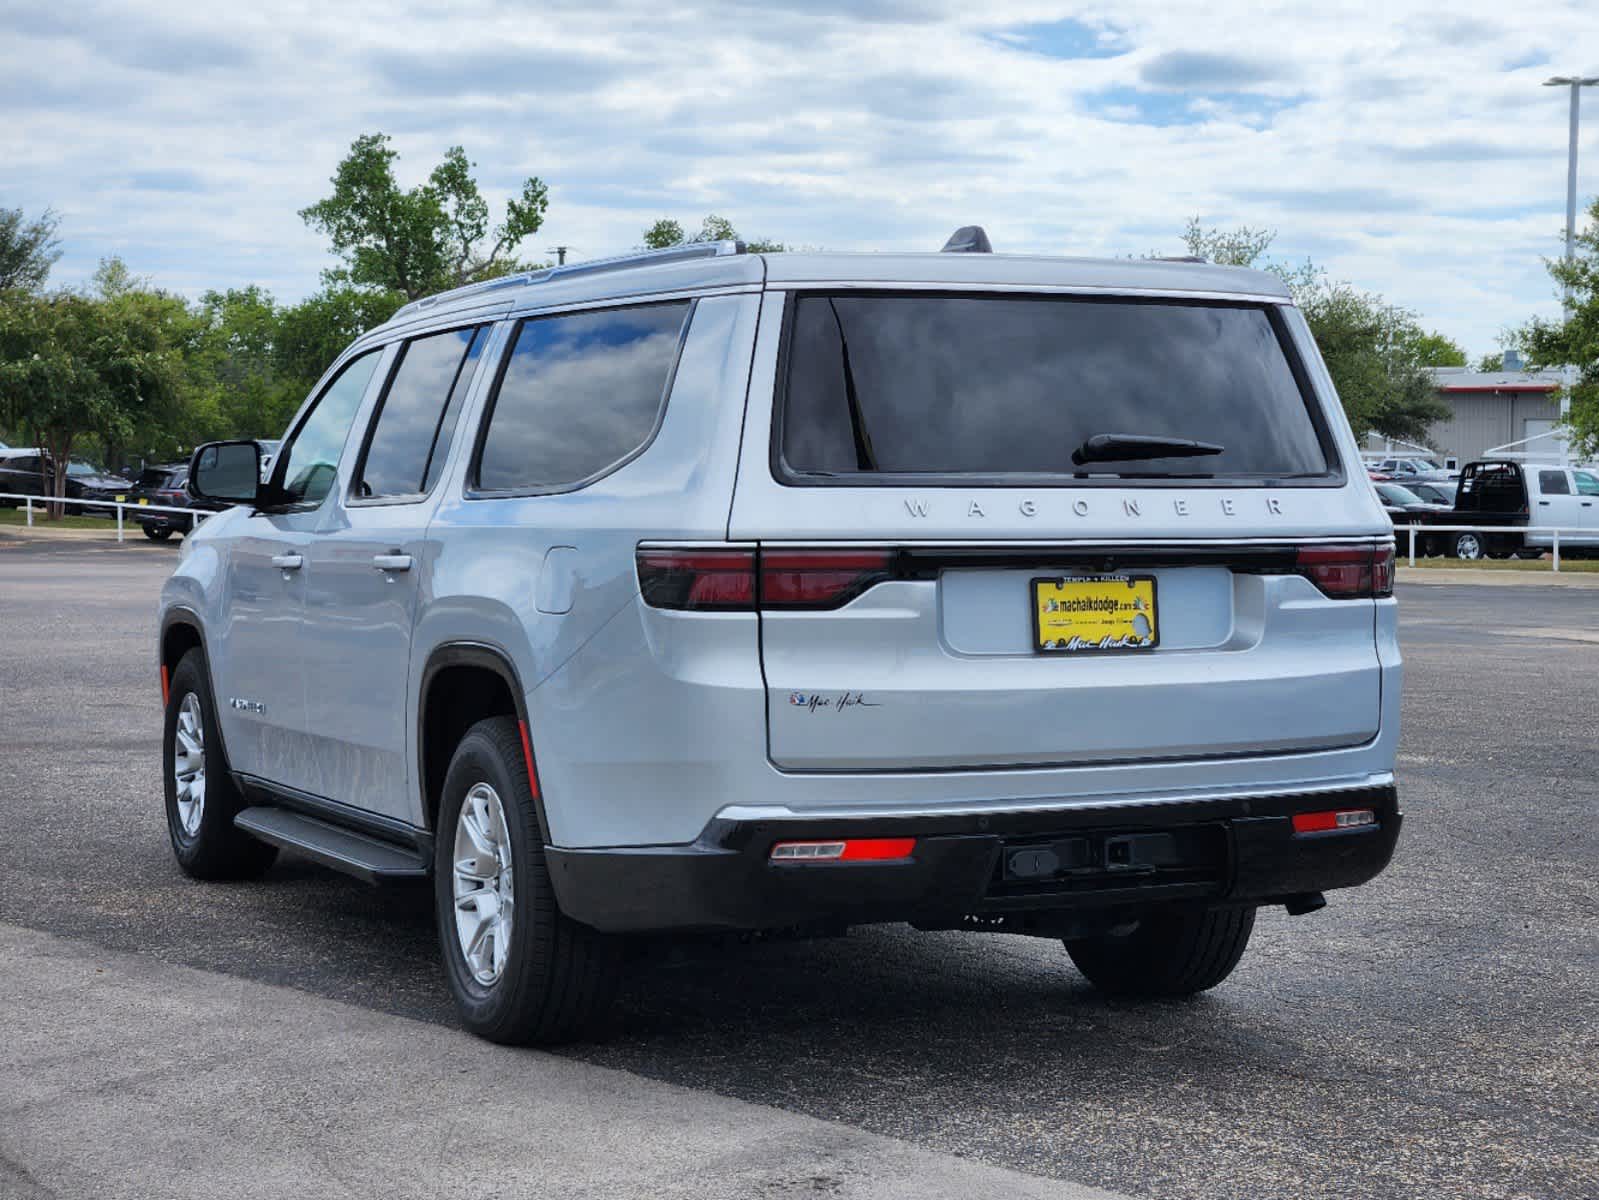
[188, 440, 262, 505]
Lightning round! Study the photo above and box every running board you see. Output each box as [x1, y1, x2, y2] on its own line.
[234, 806, 430, 884]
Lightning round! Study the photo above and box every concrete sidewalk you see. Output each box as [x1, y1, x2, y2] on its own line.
[0, 923, 1124, 1200]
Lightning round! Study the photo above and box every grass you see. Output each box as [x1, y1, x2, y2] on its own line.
[1401, 555, 1599, 573]
[0, 506, 119, 530]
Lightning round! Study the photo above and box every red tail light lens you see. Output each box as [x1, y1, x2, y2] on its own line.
[638, 548, 896, 611]
[761, 550, 894, 609]
[1292, 808, 1377, 834]
[636, 549, 756, 610]
[1295, 545, 1394, 599]
[769, 837, 917, 862]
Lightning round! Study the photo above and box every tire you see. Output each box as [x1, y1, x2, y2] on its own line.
[142, 525, 173, 542]
[1452, 531, 1485, 560]
[1066, 905, 1256, 998]
[162, 649, 278, 880]
[1516, 548, 1545, 561]
[434, 716, 621, 1045]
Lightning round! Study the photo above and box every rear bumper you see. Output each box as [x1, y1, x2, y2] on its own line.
[547, 783, 1401, 933]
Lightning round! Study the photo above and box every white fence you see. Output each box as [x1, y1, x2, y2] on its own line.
[0, 491, 209, 543]
[1396, 523, 1591, 571]
[3, 493, 1588, 571]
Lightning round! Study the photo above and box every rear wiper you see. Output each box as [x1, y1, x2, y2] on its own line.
[1071, 433, 1225, 466]
[827, 298, 877, 471]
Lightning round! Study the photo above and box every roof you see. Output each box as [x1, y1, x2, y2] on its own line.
[1429, 366, 1563, 393]
[367, 244, 1294, 341]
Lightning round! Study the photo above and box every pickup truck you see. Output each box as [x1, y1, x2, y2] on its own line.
[1444, 460, 1599, 559]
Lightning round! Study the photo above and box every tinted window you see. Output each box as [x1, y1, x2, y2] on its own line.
[1538, 470, 1571, 496]
[1575, 471, 1599, 496]
[1377, 484, 1422, 506]
[476, 302, 691, 493]
[356, 326, 485, 500]
[277, 350, 382, 506]
[422, 327, 487, 493]
[780, 294, 1330, 482]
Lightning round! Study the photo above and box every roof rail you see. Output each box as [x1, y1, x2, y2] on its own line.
[392, 241, 745, 322]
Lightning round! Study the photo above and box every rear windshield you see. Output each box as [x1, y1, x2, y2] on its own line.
[777, 293, 1334, 485]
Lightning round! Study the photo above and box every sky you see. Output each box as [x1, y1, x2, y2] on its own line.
[1, 0, 1595, 358]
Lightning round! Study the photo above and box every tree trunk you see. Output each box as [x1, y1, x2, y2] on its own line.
[43, 433, 72, 521]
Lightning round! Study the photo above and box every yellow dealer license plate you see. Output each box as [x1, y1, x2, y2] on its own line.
[1032, 575, 1159, 654]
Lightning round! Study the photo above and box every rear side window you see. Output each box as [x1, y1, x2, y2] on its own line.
[474, 302, 691, 494]
[1575, 471, 1599, 496]
[1538, 470, 1571, 496]
[355, 325, 487, 500]
[778, 293, 1333, 484]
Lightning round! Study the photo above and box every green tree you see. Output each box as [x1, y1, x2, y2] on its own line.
[1179, 217, 1275, 268]
[1477, 352, 1505, 372]
[0, 280, 185, 515]
[1519, 195, 1599, 455]
[1176, 220, 1450, 442]
[0, 206, 62, 292]
[641, 213, 786, 253]
[1403, 331, 1468, 368]
[300, 134, 549, 300]
[274, 285, 406, 406]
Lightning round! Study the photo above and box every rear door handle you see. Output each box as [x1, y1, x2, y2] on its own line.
[270, 553, 303, 570]
[373, 553, 413, 572]
[1537, 500, 1551, 506]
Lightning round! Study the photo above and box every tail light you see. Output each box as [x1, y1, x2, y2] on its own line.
[636, 549, 755, 610]
[1295, 545, 1394, 599]
[638, 548, 895, 611]
[761, 550, 893, 608]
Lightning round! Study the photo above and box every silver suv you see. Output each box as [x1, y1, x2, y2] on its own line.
[160, 237, 1402, 1044]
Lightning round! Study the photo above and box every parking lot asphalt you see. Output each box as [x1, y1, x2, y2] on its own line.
[1, 538, 1595, 1200]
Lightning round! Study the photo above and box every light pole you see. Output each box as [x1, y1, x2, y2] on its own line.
[1544, 75, 1599, 300]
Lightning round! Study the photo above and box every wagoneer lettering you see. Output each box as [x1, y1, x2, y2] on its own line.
[160, 235, 1401, 1046]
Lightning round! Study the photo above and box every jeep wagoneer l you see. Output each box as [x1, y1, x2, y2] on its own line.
[160, 235, 1402, 1043]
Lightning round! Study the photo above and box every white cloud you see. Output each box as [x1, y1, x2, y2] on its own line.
[0, 0, 1593, 355]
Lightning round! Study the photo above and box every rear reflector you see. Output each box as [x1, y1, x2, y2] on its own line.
[638, 548, 895, 611]
[1291, 808, 1376, 834]
[770, 837, 917, 862]
[160, 664, 170, 706]
[1295, 546, 1394, 599]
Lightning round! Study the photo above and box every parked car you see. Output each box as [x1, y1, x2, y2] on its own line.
[128, 464, 223, 540]
[1374, 482, 1449, 518]
[160, 237, 1403, 1045]
[1372, 456, 1454, 482]
[0, 449, 132, 513]
[1405, 480, 1457, 507]
[1447, 460, 1599, 559]
[1374, 483, 1451, 556]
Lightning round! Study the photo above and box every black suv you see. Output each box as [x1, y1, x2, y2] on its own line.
[128, 463, 219, 540]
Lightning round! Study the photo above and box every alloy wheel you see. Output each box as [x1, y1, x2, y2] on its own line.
[171, 692, 206, 836]
[452, 782, 515, 986]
